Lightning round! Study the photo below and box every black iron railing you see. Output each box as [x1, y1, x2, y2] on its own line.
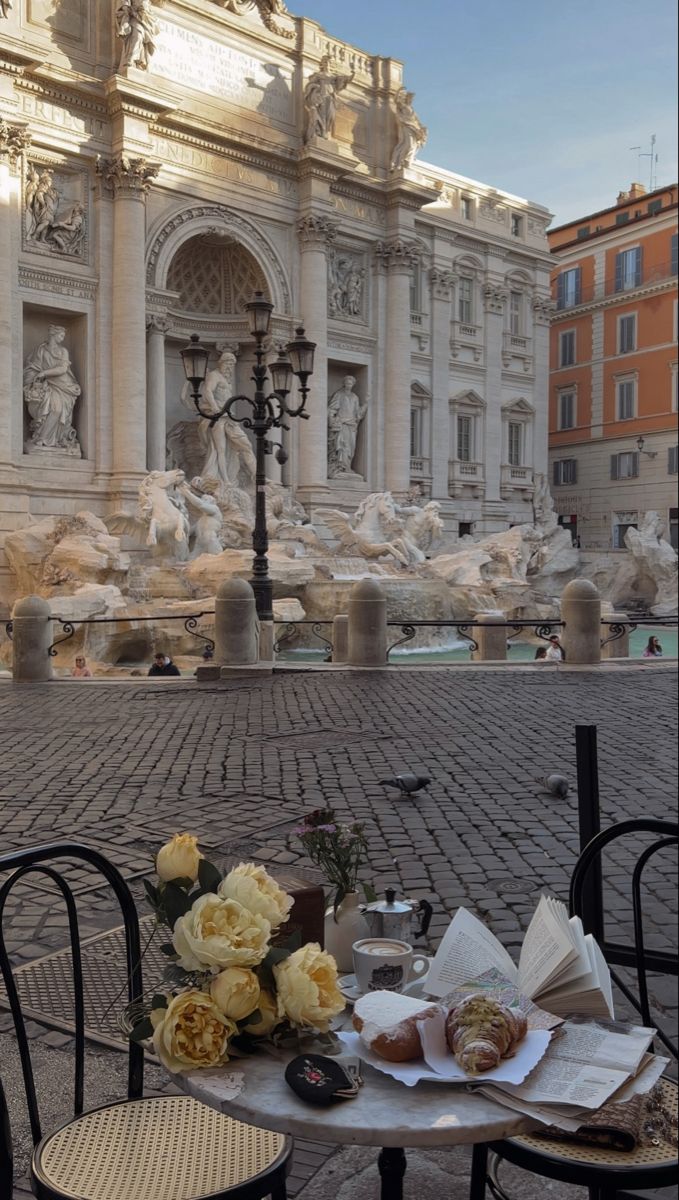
[46, 611, 217, 658]
[386, 619, 565, 659]
[272, 621, 333, 659]
[600, 615, 678, 648]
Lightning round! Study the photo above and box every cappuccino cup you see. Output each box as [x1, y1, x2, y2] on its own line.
[352, 937, 430, 995]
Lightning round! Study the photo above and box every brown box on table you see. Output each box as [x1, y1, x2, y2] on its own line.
[272, 872, 326, 949]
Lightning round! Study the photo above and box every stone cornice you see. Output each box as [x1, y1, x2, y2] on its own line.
[17, 73, 108, 119]
[19, 263, 98, 298]
[96, 154, 160, 198]
[104, 74, 178, 121]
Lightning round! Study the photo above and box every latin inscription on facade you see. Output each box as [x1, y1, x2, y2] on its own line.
[149, 135, 297, 199]
[151, 19, 294, 124]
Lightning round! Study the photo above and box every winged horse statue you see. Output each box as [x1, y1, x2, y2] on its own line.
[106, 469, 191, 561]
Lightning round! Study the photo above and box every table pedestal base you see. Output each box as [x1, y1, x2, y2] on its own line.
[378, 1147, 407, 1199]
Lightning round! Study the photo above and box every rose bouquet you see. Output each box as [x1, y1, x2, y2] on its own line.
[127, 834, 344, 1073]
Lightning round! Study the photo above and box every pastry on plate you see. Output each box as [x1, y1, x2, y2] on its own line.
[445, 993, 527, 1074]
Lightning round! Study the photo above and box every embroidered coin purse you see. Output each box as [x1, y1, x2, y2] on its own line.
[285, 1054, 361, 1105]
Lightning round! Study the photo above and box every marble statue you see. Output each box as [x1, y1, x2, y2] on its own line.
[625, 512, 678, 615]
[25, 165, 85, 256]
[181, 477, 224, 558]
[328, 251, 365, 319]
[390, 88, 427, 172]
[323, 492, 440, 567]
[0, 2, 13, 19]
[223, 0, 293, 38]
[23, 326, 82, 456]
[115, 0, 158, 72]
[181, 350, 256, 489]
[304, 56, 353, 141]
[106, 469, 191, 561]
[327, 376, 367, 478]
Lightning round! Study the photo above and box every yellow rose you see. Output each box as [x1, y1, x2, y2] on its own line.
[218, 863, 293, 931]
[243, 988, 280, 1037]
[210, 967, 260, 1021]
[172, 893, 271, 972]
[150, 990, 237, 1073]
[156, 834, 202, 883]
[274, 943, 344, 1032]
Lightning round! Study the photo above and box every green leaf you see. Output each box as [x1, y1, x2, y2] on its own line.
[197, 859, 223, 894]
[151, 993, 168, 1010]
[170, 876, 196, 890]
[163, 881, 193, 927]
[129, 1017, 154, 1044]
[159, 942, 176, 957]
[142, 879, 159, 907]
[263, 945, 291, 969]
[240, 1008, 261, 1027]
[362, 882, 378, 903]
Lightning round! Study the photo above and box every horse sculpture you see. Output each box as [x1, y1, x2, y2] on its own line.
[106, 469, 191, 561]
[323, 492, 442, 567]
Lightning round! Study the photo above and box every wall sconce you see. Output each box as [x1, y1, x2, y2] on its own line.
[636, 436, 658, 459]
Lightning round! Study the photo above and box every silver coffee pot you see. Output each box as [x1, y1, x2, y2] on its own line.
[361, 888, 433, 942]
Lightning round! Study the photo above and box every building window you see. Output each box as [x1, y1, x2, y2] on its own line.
[410, 407, 423, 457]
[507, 422, 522, 466]
[669, 446, 678, 475]
[410, 261, 421, 313]
[461, 196, 473, 220]
[647, 198, 662, 215]
[459, 521, 474, 537]
[511, 214, 523, 237]
[615, 246, 642, 292]
[615, 211, 630, 226]
[509, 291, 523, 335]
[559, 330, 576, 367]
[669, 507, 678, 551]
[457, 414, 473, 462]
[672, 233, 678, 275]
[556, 267, 581, 310]
[618, 314, 636, 354]
[613, 511, 638, 548]
[557, 391, 576, 430]
[577, 226, 591, 240]
[610, 452, 639, 480]
[553, 459, 577, 486]
[616, 378, 636, 420]
[458, 277, 473, 324]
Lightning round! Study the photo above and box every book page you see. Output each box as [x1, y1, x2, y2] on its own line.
[517, 895, 579, 999]
[424, 908, 518, 998]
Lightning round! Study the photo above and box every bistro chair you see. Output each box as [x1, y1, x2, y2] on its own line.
[469, 817, 679, 1200]
[0, 842, 292, 1200]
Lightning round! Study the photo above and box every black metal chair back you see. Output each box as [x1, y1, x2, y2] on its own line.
[570, 817, 679, 1060]
[0, 842, 145, 1195]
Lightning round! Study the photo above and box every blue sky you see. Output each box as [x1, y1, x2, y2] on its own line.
[301, 0, 678, 227]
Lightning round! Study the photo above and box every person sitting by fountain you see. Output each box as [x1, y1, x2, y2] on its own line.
[148, 652, 181, 677]
[545, 635, 565, 662]
[642, 636, 663, 658]
[71, 656, 92, 678]
[534, 647, 548, 661]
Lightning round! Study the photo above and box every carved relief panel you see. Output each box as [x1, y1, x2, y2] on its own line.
[23, 159, 89, 263]
[327, 246, 367, 323]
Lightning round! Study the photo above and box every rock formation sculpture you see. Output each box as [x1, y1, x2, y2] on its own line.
[390, 88, 427, 171]
[304, 56, 353, 141]
[625, 512, 678, 615]
[327, 376, 367, 478]
[23, 325, 82, 455]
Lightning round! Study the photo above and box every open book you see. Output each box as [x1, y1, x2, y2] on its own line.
[425, 896, 614, 1019]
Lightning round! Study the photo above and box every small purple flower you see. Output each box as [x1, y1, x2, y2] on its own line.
[316, 823, 337, 833]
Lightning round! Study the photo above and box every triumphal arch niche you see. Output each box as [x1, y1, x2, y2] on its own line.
[0, 0, 553, 603]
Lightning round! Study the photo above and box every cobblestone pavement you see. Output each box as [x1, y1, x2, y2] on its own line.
[1, 666, 677, 1198]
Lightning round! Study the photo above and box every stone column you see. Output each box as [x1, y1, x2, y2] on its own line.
[348, 579, 387, 667]
[0, 121, 30, 469]
[146, 315, 170, 472]
[430, 268, 455, 500]
[482, 282, 508, 507]
[297, 214, 337, 493]
[97, 154, 159, 482]
[471, 611, 508, 661]
[377, 239, 420, 495]
[561, 578, 602, 665]
[11, 595, 53, 682]
[531, 296, 554, 481]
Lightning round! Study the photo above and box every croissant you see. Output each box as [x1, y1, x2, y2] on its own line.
[445, 993, 527, 1074]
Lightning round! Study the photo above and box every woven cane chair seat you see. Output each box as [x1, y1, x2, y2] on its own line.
[32, 1094, 290, 1200]
[505, 1077, 677, 1172]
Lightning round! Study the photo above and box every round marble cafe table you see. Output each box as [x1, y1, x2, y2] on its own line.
[175, 1028, 538, 1200]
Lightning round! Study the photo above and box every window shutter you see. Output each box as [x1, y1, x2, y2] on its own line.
[574, 267, 581, 305]
[672, 234, 678, 276]
[634, 246, 642, 287]
[571, 461, 577, 484]
[631, 451, 639, 477]
[553, 461, 560, 486]
[611, 455, 619, 480]
[556, 274, 565, 310]
[615, 252, 623, 293]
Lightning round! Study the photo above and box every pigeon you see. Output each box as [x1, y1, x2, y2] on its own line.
[378, 773, 432, 795]
[536, 773, 570, 799]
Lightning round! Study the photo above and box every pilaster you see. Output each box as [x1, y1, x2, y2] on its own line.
[375, 236, 420, 494]
[0, 116, 30, 473]
[296, 211, 338, 495]
[430, 267, 455, 500]
[146, 314, 171, 473]
[482, 282, 508, 504]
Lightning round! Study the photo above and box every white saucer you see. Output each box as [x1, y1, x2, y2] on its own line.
[338, 966, 432, 1006]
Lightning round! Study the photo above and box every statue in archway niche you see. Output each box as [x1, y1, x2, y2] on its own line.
[327, 375, 367, 478]
[115, 0, 158, 72]
[390, 88, 427, 172]
[23, 325, 82, 456]
[304, 56, 353, 141]
[180, 350, 256, 490]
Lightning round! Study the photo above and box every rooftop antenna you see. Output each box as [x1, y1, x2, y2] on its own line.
[629, 135, 657, 191]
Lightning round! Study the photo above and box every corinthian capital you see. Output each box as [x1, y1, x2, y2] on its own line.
[430, 267, 456, 300]
[96, 154, 160, 198]
[297, 213, 339, 250]
[146, 313, 172, 335]
[532, 294, 556, 324]
[0, 117, 31, 165]
[483, 282, 508, 314]
[374, 237, 420, 271]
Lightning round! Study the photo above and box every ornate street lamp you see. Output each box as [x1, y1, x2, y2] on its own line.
[635, 436, 658, 459]
[180, 294, 315, 621]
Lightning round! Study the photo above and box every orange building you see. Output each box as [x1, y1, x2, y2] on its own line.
[548, 183, 678, 551]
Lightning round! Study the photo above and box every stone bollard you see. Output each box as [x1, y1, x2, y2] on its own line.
[601, 611, 630, 659]
[471, 611, 508, 662]
[214, 579, 259, 667]
[348, 579, 387, 667]
[332, 614, 349, 664]
[258, 620, 274, 665]
[561, 578, 602, 665]
[11, 595, 53, 682]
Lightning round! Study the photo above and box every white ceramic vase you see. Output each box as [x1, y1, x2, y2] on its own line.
[323, 891, 370, 974]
